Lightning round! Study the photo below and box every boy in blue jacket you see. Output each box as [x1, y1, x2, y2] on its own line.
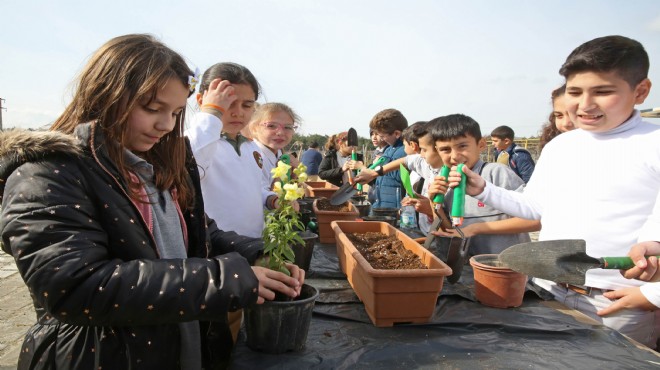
[490, 125, 535, 183]
[368, 108, 408, 209]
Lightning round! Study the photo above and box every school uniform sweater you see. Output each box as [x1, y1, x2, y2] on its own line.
[186, 112, 274, 238]
[475, 111, 660, 299]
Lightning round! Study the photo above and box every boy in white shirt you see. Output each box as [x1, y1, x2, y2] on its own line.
[448, 35, 660, 348]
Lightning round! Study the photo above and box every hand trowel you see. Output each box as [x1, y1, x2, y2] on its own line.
[498, 239, 659, 286]
[329, 128, 360, 205]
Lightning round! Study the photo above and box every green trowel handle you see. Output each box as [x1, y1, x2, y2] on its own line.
[367, 156, 386, 169]
[601, 256, 660, 269]
[432, 165, 451, 203]
[450, 164, 466, 218]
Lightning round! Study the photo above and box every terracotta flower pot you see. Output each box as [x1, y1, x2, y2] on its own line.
[244, 284, 319, 353]
[303, 181, 338, 198]
[331, 221, 452, 327]
[313, 200, 359, 244]
[469, 254, 527, 308]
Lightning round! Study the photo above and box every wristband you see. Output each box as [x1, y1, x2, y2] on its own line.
[201, 103, 226, 115]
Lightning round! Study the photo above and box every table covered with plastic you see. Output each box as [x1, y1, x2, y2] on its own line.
[230, 242, 660, 369]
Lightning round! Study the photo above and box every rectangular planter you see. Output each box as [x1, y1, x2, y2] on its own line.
[331, 221, 452, 327]
[303, 181, 339, 198]
[313, 201, 359, 244]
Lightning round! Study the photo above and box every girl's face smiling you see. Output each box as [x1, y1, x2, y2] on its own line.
[254, 110, 296, 153]
[126, 78, 188, 153]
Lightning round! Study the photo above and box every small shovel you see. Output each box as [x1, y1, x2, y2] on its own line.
[399, 164, 416, 199]
[330, 128, 360, 205]
[346, 128, 362, 193]
[498, 239, 657, 286]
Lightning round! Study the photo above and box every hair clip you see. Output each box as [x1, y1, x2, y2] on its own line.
[188, 67, 200, 93]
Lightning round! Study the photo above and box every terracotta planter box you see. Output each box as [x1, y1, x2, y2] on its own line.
[331, 221, 452, 327]
[313, 200, 359, 244]
[303, 181, 339, 198]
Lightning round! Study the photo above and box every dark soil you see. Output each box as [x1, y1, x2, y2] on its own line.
[346, 232, 427, 270]
[316, 197, 352, 212]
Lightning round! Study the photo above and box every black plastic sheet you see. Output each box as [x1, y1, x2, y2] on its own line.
[230, 242, 660, 369]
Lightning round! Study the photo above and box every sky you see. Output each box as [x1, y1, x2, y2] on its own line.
[1, 0, 660, 138]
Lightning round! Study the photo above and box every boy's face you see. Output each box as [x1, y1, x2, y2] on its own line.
[377, 130, 401, 146]
[565, 71, 651, 133]
[418, 134, 443, 169]
[490, 137, 510, 151]
[403, 140, 419, 155]
[434, 134, 486, 169]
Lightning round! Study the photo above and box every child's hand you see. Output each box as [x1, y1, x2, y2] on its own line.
[201, 78, 237, 114]
[620, 241, 660, 282]
[291, 199, 300, 212]
[284, 262, 306, 296]
[354, 169, 377, 184]
[428, 176, 448, 201]
[341, 162, 351, 172]
[597, 287, 657, 316]
[401, 195, 432, 217]
[289, 155, 300, 169]
[448, 165, 486, 196]
[431, 223, 477, 238]
[348, 160, 364, 170]
[251, 266, 302, 304]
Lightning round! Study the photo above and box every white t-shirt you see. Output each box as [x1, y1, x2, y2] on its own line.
[475, 111, 660, 297]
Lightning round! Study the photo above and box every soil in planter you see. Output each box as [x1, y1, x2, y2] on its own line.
[316, 197, 352, 212]
[346, 232, 427, 270]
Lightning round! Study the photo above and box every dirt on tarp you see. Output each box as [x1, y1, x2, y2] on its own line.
[316, 197, 352, 212]
[346, 232, 427, 270]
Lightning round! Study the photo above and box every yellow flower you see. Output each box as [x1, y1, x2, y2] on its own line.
[271, 162, 291, 182]
[297, 172, 308, 183]
[283, 183, 304, 201]
[273, 181, 283, 196]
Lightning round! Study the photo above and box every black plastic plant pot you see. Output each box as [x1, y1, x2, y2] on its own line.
[244, 284, 319, 354]
[291, 230, 317, 272]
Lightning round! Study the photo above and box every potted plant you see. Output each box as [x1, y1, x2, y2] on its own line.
[244, 160, 319, 354]
[331, 220, 452, 327]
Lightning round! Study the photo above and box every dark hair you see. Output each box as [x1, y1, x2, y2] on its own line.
[428, 114, 482, 142]
[309, 141, 319, 149]
[559, 35, 649, 88]
[51, 34, 194, 208]
[369, 108, 408, 134]
[490, 125, 515, 141]
[539, 84, 567, 150]
[199, 62, 260, 100]
[402, 121, 428, 144]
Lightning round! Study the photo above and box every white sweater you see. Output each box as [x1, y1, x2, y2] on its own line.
[475, 111, 660, 305]
[185, 112, 274, 238]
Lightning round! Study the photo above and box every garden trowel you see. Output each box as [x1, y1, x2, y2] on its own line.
[498, 239, 658, 286]
[330, 128, 360, 205]
[346, 128, 362, 193]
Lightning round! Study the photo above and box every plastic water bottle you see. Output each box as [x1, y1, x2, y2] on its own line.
[400, 205, 416, 229]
